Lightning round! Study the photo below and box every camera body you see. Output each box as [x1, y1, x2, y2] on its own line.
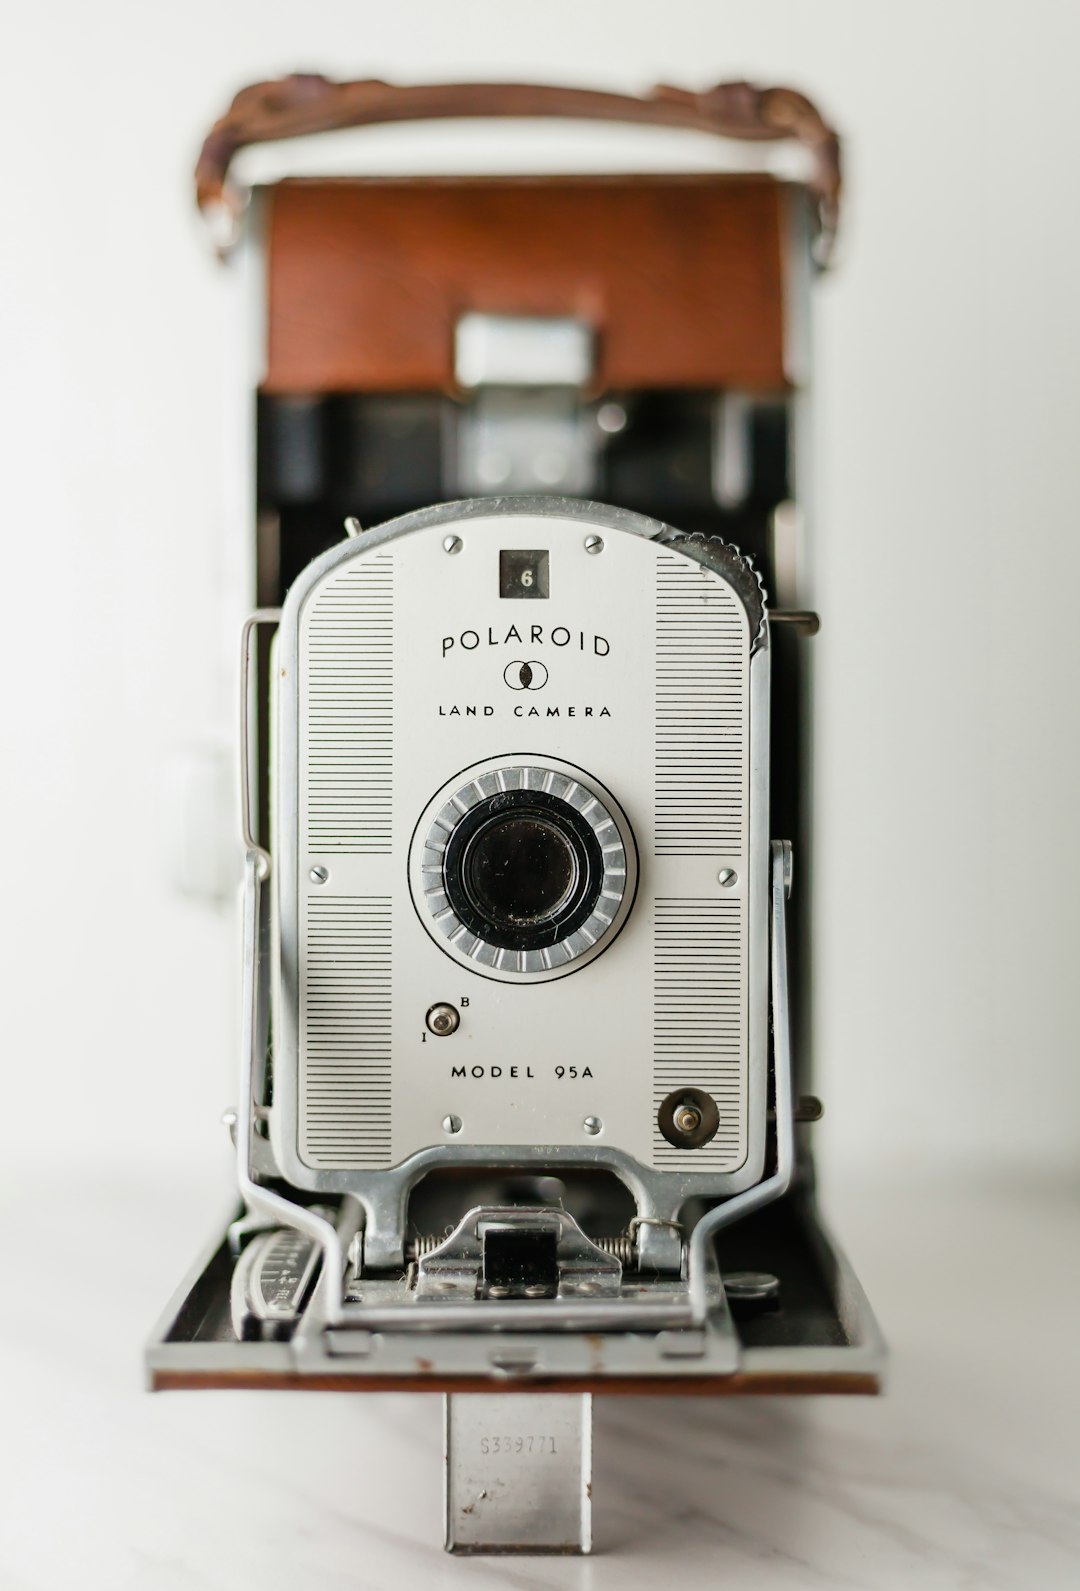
[271, 500, 770, 1247]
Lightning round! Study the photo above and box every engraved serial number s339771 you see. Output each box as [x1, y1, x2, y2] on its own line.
[478, 1435, 559, 1456]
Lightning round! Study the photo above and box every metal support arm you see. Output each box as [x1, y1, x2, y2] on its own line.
[233, 609, 346, 1321]
[687, 839, 795, 1323]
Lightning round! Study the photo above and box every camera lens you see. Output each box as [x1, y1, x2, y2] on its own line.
[442, 790, 605, 952]
[414, 763, 635, 977]
[463, 814, 579, 930]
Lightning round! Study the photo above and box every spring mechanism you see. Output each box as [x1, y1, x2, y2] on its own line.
[593, 1233, 636, 1267]
[407, 1231, 453, 1261]
[408, 1229, 638, 1267]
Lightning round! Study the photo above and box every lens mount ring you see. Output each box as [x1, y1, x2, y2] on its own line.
[412, 761, 633, 979]
[442, 788, 605, 951]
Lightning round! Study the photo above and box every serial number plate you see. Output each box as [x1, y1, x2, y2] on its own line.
[446, 1393, 591, 1552]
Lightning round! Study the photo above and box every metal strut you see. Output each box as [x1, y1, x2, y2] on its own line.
[233, 609, 345, 1322]
[686, 838, 795, 1323]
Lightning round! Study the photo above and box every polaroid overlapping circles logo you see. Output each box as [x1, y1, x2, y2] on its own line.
[503, 660, 549, 691]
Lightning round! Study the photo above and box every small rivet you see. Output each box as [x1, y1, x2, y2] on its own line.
[442, 1114, 463, 1135]
[443, 535, 463, 555]
[583, 1115, 603, 1135]
[674, 1105, 703, 1136]
[717, 868, 738, 888]
[488, 1284, 511, 1299]
[343, 516, 363, 538]
[584, 535, 604, 555]
[309, 865, 329, 884]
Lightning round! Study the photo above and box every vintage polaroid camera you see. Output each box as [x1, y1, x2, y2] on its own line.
[150, 74, 884, 1555]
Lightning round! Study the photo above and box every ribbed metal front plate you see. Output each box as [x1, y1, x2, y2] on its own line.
[300, 895, 392, 1168]
[652, 896, 746, 1169]
[652, 551, 750, 1168]
[654, 552, 747, 856]
[301, 553, 394, 855]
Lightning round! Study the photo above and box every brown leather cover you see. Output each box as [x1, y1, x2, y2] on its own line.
[263, 175, 789, 395]
[196, 74, 841, 261]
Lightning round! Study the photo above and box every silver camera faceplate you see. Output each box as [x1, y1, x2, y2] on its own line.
[271, 499, 769, 1214]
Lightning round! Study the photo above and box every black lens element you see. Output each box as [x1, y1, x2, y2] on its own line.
[442, 790, 604, 951]
[464, 815, 578, 929]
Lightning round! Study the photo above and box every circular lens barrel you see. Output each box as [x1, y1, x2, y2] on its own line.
[412, 761, 635, 979]
[443, 790, 604, 951]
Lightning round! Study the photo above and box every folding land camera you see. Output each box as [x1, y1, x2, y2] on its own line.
[150, 75, 884, 1557]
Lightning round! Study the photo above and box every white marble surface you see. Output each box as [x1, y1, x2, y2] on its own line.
[2, 1169, 1078, 1589]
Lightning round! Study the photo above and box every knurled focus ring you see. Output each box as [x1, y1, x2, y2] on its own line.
[418, 765, 628, 975]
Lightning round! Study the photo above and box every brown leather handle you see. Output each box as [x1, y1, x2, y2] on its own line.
[196, 74, 841, 261]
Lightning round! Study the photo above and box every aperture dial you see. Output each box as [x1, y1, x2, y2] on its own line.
[410, 760, 636, 980]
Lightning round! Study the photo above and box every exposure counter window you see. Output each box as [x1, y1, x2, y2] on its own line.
[500, 548, 549, 599]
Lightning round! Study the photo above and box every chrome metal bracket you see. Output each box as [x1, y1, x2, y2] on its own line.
[445, 1393, 592, 1554]
[236, 849, 346, 1320]
[234, 609, 346, 1320]
[416, 1206, 622, 1301]
[687, 838, 795, 1323]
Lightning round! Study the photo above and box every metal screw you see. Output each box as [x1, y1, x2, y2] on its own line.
[343, 516, 363, 538]
[717, 868, 738, 888]
[487, 1284, 511, 1299]
[426, 1003, 460, 1037]
[443, 534, 463, 555]
[442, 1114, 462, 1135]
[309, 865, 329, 884]
[584, 535, 604, 555]
[674, 1104, 703, 1136]
[583, 1115, 603, 1135]
[523, 1283, 549, 1298]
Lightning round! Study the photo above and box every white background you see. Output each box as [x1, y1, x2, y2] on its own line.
[3, 0, 1077, 1188]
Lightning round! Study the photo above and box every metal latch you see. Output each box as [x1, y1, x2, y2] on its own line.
[416, 1206, 622, 1301]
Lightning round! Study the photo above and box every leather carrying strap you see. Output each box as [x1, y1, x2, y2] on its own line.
[196, 74, 841, 262]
